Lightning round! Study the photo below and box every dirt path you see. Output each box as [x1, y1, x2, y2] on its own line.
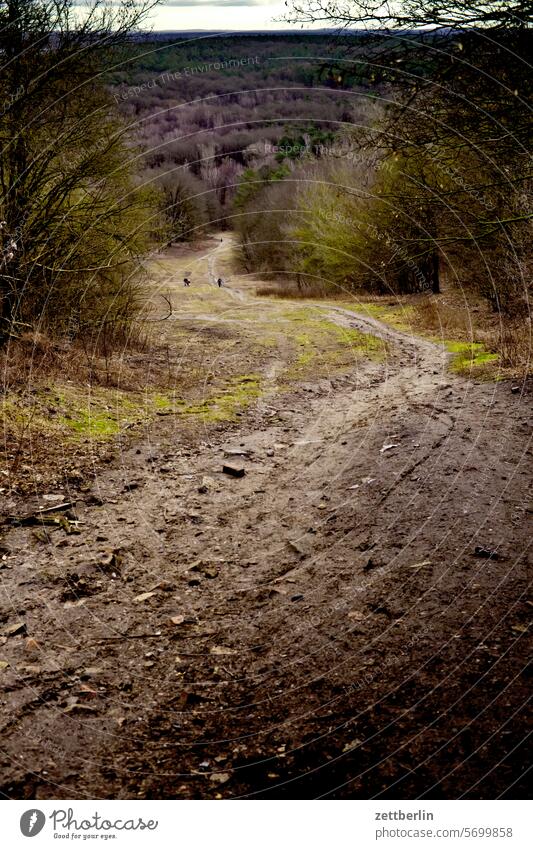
[0, 237, 530, 800]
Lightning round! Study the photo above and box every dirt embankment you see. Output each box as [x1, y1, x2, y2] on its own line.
[0, 236, 530, 799]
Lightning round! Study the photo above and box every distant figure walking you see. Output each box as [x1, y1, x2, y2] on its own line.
[183, 277, 191, 287]
[217, 277, 223, 288]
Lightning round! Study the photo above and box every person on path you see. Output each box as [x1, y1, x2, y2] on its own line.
[183, 277, 191, 287]
[217, 277, 223, 288]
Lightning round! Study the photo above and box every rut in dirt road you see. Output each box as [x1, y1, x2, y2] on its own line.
[0, 282, 530, 800]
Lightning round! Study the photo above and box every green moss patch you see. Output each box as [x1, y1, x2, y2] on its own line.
[175, 374, 262, 422]
[279, 305, 386, 381]
[444, 341, 499, 375]
[352, 301, 415, 332]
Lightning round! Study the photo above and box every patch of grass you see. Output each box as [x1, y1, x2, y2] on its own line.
[280, 306, 324, 324]
[444, 341, 499, 375]
[329, 324, 386, 357]
[1, 384, 151, 473]
[177, 374, 262, 422]
[334, 296, 514, 379]
[152, 393, 173, 410]
[57, 390, 147, 441]
[60, 408, 121, 438]
[296, 348, 316, 367]
[295, 331, 312, 346]
[255, 334, 281, 348]
[352, 301, 415, 332]
[280, 306, 386, 382]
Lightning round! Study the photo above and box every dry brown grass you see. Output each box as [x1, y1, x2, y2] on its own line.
[409, 294, 531, 376]
[1, 322, 158, 395]
[256, 281, 331, 299]
[2, 333, 87, 391]
[499, 320, 532, 370]
[0, 326, 185, 497]
[412, 297, 474, 337]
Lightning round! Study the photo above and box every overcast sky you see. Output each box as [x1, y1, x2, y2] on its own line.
[148, 0, 294, 31]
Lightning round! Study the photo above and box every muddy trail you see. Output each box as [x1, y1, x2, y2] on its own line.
[0, 237, 531, 800]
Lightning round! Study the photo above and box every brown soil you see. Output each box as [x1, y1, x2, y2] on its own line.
[0, 237, 531, 800]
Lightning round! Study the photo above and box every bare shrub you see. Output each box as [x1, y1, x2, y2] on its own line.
[499, 320, 532, 370]
[256, 280, 329, 299]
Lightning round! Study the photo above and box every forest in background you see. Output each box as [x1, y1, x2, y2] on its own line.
[110, 15, 531, 369]
[1, 2, 531, 374]
[109, 33, 369, 237]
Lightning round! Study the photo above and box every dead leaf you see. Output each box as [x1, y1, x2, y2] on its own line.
[343, 739, 362, 753]
[1, 622, 27, 637]
[170, 615, 185, 626]
[133, 591, 157, 603]
[0, 660, 9, 671]
[210, 772, 231, 784]
[408, 560, 433, 569]
[210, 646, 237, 656]
[83, 667, 103, 676]
[78, 684, 98, 696]
[16, 664, 41, 675]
